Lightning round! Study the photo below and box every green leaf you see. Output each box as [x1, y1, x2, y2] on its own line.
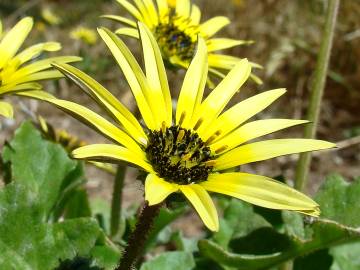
[198, 219, 360, 270]
[315, 174, 360, 227]
[64, 188, 92, 219]
[2, 121, 79, 217]
[212, 199, 270, 249]
[171, 231, 198, 253]
[294, 249, 333, 270]
[330, 242, 360, 270]
[0, 182, 115, 270]
[145, 206, 186, 250]
[140, 251, 195, 270]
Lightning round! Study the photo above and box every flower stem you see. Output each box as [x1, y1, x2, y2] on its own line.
[116, 202, 163, 270]
[111, 165, 126, 236]
[295, 0, 340, 191]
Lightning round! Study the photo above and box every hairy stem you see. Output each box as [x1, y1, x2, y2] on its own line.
[295, 0, 340, 191]
[111, 165, 126, 237]
[116, 202, 163, 270]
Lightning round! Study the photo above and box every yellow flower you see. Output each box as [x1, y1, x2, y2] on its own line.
[0, 17, 81, 118]
[70, 27, 98, 45]
[22, 24, 334, 231]
[41, 8, 62, 25]
[102, 0, 261, 85]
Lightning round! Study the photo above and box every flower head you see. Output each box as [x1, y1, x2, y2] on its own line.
[103, 0, 261, 85]
[23, 24, 334, 231]
[0, 17, 81, 118]
[70, 27, 98, 45]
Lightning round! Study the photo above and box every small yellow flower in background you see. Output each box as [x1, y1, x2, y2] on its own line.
[22, 24, 334, 231]
[0, 17, 81, 118]
[103, 0, 261, 85]
[70, 27, 98, 45]
[41, 8, 62, 25]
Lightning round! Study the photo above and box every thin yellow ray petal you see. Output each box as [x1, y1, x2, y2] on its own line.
[201, 89, 287, 142]
[0, 82, 42, 95]
[207, 38, 253, 52]
[156, 0, 169, 18]
[138, 22, 172, 126]
[12, 42, 61, 65]
[115, 27, 140, 38]
[143, 0, 159, 25]
[201, 173, 320, 216]
[52, 62, 147, 144]
[145, 174, 179, 205]
[8, 70, 64, 85]
[72, 144, 152, 172]
[191, 59, 251, 134]
[190, 4, 201, 25]
[101, 15, 137, 27]
[199, 16, 230, 38]
[116, 0, 144, 21]
[17, 91, 144, 155]
[176, 38, 207, 128]
[98, 27, 156, 129]
[208, 54, 240, 70]
[176, 0, 190, 17]
[133, 0, 154, 26]
[0, 101, 14, 118]
[214, 139, 336, 171]
[180, 184, 219, 231]
[4, 56, 81, 83]
[0, 17, 33, 69]
[211, 119, 309, 154]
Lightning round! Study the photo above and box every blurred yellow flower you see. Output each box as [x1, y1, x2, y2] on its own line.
[41, 8, 62, 25]
[23, 25, 334, 231]
[103, 0, 262, 85]
[70, 27, 98, 45]
[0, 17, 81, 118]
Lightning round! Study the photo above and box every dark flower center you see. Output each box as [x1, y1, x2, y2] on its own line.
[154, 21, 196, 62]
[145, 125, 214, 185]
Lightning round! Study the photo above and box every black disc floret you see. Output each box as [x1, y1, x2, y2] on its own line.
[145, 125, 214, 185]
[154, 21, 196, 62]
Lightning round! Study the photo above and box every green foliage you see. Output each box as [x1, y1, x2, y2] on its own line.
[0, 122, 120, 269]
[140, 251, 195, 270]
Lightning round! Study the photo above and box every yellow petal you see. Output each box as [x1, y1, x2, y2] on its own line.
[201, 89, 286, 142]
[176, 37, 208, 128]
[18, 90, 144, 155]
[115, 27, 140, 38]
[8, 70, 64, 85]
[190, 4, 201, 25]
[4, 56, 81, 83]
[52, 62, 147, 144]
[0, 101, 14, 118]
[211, 119, 308, 154]
[142, 0, 159, 25]
[180, 184, 219, 231]
[207, 38, 253, 52]
[133, 0, 155, 26]
[208, 54, 239, 70]
[176, 0, 190, 17]
[116, 0, 143, 21]
[201, 173, 320, 216]
[156, 0, 169, 18]
[11, 42, 61, 65]
[215, 139, 336, 171]
[191, 59, 251, 134]
[199, 16, 230, 38]
[0, 82, 42, 95]
[98, 27, 156, 129]
[101, 15, 137, 27]
[72, 144, 152, 172]
[0, 17, 33, 69]
[145, 174, 179, 205]
[138, 22, 172, 126]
